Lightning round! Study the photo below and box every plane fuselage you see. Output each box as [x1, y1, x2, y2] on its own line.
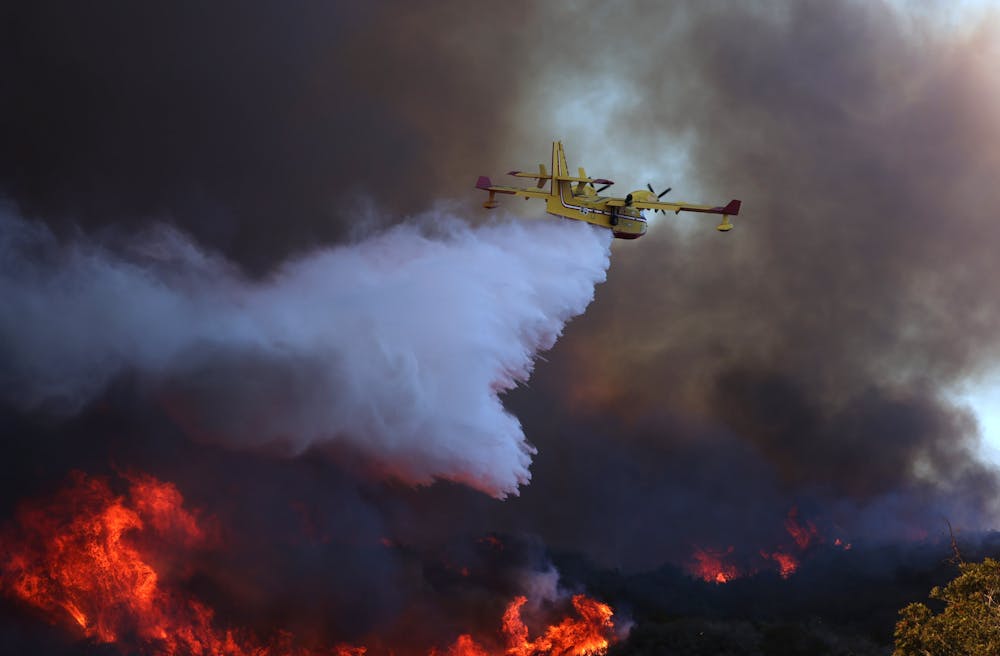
[544, 192, 647, 239]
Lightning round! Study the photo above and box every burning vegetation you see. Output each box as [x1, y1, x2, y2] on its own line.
[0, 472, 618, 656]
[688, 506, 851, 583]
[689, 546, 740, 584]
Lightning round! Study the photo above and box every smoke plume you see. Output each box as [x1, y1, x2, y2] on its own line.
[0, 211, 611, 498]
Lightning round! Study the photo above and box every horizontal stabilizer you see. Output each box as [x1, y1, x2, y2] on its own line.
[507, 170, 553, 180]
[509, 163, 551, 189]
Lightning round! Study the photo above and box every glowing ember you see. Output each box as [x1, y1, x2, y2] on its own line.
[1, 471, 618, 655]
[336, 648, 369, 656]
[689, 546, 740, 584]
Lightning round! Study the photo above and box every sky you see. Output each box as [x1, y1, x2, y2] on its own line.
[3, 0, 1000, 649]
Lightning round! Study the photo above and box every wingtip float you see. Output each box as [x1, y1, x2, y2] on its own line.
[476, 141, 742, 238]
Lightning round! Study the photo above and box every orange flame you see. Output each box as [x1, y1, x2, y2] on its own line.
[1, 471, 617, 656]
[689, 546, 740, 584]
[437, 634, 491, 656]
[0, 471, 291, 654]
[784, 506, 819, 550]
[502, 595, 614, 656]
[687, 507, 843, 582]
[760, 550, 799, 579]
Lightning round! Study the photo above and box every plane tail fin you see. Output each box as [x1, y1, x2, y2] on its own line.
[721, 199, 741, 215]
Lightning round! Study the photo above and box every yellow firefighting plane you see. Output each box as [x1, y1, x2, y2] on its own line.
[476, 141, 741, 239]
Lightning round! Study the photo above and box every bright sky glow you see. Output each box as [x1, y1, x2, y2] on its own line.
[951, 375, 1000, 467]
[887, 0, 999, 31]
[918, 0, 1000, 469]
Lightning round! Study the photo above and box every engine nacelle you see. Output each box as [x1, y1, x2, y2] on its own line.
[625, 189, 657, 205]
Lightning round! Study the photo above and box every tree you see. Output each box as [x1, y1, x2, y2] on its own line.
[894, 558, 1000, 656]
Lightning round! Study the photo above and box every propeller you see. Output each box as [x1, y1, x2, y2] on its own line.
[596, 182, 613, 194]
[646, 183, 671, 198]
[646, 183, 672, 214]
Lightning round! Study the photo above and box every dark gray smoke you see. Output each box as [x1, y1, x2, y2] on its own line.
[0, 0, 539, 272]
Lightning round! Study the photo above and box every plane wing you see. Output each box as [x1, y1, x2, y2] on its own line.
[507, 170, 551, 180]
[606, 198, 742, 216]
[553, 175, 614, 184]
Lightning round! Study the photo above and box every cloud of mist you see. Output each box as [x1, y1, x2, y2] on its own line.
[0, 211, 611, 498]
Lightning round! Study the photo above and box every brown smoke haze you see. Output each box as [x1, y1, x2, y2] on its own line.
[518, 1, 1000, 507]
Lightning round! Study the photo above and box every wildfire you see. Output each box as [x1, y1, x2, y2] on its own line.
[439, 595, 613, 656]
[688, 506, 849, 583]
[689, 546, 740, 584]
[760, 550, 799, 579]
[440, 635, 491, 656]
[1, 471, 618, 656]
[502, 595, 614, 656]
[784, 506, 819, 550]
[1, 471, 281, 654]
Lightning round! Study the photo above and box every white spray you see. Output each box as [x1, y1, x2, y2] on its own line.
[0, 211, 612, 498]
